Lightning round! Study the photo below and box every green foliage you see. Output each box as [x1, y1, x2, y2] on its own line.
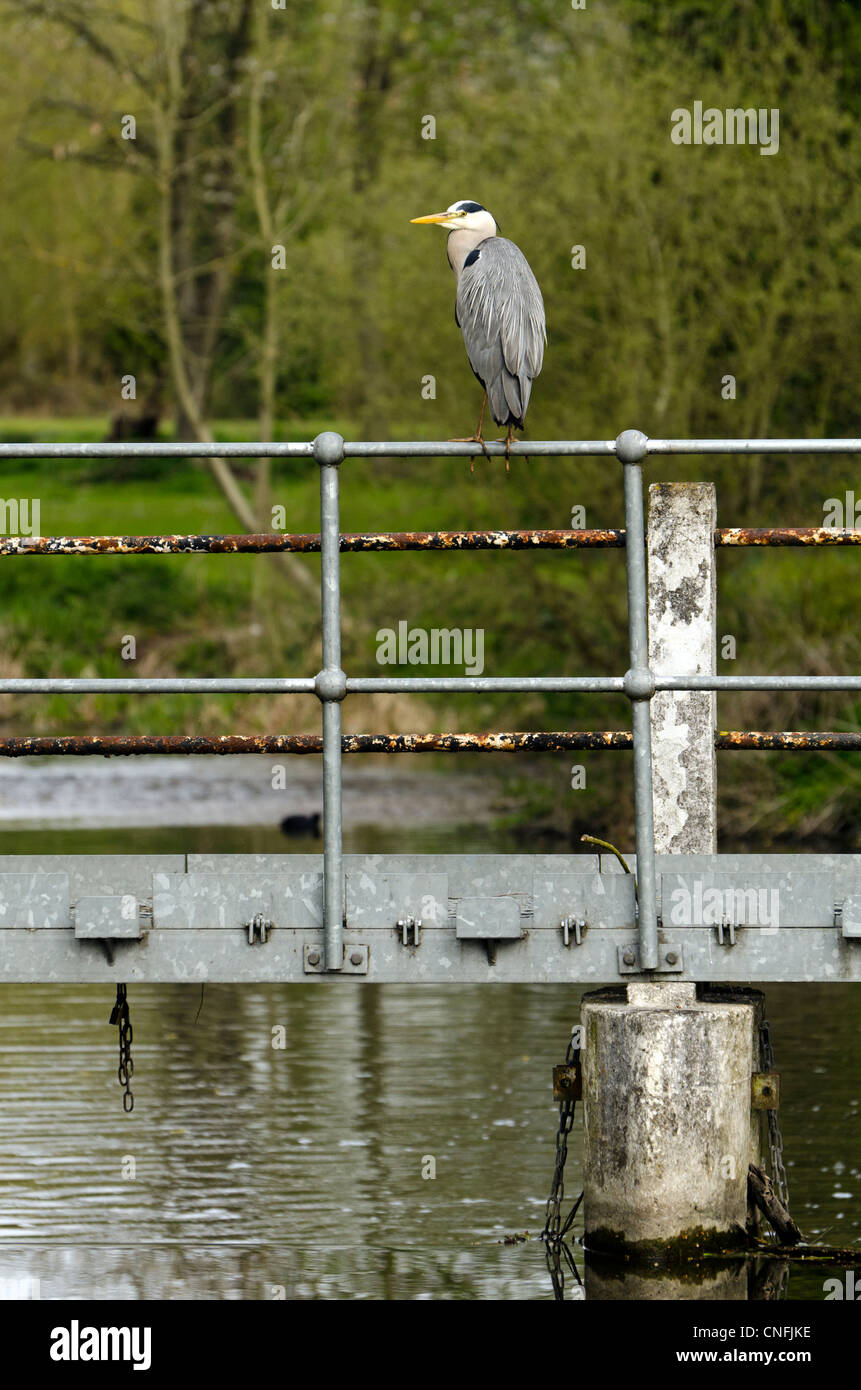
[0, 2, 858, 843]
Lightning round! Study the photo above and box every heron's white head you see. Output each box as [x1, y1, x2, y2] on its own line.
[411, 200, 498, 238]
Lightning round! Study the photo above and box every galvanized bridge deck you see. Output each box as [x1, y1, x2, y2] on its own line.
[0, 429, 859, 983]
[1, 851, 859, 983]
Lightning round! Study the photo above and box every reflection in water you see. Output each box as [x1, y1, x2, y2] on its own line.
[0, 981, 857, 1299]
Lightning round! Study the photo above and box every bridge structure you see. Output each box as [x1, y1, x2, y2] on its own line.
[0, 429, 858, 985]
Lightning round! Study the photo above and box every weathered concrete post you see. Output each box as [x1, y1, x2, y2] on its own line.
[582, 983, 754, 1256]
[647, 482, 717, 855]
[582, 482, 762, 1275]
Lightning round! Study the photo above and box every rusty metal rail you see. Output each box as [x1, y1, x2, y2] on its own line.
[716, 731, 861, 750]
[0, 529, 622, 554]
[715, 527, 861, 546]
[0, 731, 857, 756]
[1, 527, 860, 555]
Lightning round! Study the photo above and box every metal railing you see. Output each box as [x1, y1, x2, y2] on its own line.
[1, 428, 860, 973]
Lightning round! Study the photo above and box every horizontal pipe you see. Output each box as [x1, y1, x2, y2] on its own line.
[646, 438, 861, 455]
[0, 678, 315, 694]
[1, 527, 858, 557]
[343, 440, 617, 457]
[346, 676, 627, 693]
[0, 528, 626, 556]
[0, 442, 317, 460]
[715, 731, 861, 750]
[0, 731, 854, 756]
[0, 440, 613, 460]
[659, 675, 861, 691]
[0, 672, 857, 695]
[0, 437, 858, 462]
[715, 527, 861, 546]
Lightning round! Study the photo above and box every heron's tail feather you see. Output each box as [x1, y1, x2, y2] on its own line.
[490, 370, 530, 430]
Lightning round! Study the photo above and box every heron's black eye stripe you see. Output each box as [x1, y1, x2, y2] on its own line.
[463, 248, 481, 268]
[457, 201, 485, 213]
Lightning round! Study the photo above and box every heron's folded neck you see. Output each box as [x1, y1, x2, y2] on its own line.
[446, 227, 495, 284]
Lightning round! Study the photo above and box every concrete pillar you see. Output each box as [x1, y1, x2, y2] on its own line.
[582, 983, 753, 1257]
[647, 482, 717, 853]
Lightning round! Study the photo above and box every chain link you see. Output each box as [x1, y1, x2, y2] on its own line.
[759, 1019, 788, 1210]
[109, 983, 134, 1113]
[542, 1027, 583, 1300]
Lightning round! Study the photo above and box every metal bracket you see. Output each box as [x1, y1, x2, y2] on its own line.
[839, 894, 861, 938]
[751, 1071, 780, 1110]
[617, 942, 684, 974]
[245, 913, 271, 945]
[455, 897, 521, 939]
[561, 916, 585, 946]
[398, 915, 421, 947]
[74, 894, 141, 940]
[303, 943, 369, 975]
[715, 918, 736, 946]
[455, 896, 522, 967]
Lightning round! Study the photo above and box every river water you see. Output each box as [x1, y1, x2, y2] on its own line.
[0, 767, 857, 1301]
[0, 974, 857, 1301]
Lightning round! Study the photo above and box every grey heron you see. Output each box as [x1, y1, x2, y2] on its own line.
[411, 200, 546, 468]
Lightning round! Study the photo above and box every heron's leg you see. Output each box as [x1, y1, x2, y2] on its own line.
[475, 392, 487, 441]
[505, 424, 515, 471]
[492, 423, 516, 471]
[448, 392, 489, 472]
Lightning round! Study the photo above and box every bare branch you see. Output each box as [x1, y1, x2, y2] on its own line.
[10, 0, 149, 88]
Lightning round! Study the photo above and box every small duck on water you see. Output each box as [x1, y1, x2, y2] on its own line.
[279, 812, 321, 838]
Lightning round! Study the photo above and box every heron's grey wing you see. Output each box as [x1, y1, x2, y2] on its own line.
[455, 237, 546, 427]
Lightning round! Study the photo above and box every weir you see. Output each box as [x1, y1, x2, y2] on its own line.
[1, 428, 859, 1261]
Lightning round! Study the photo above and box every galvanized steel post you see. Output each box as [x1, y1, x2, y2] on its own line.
[616, 430, 659, 971]
[314, 432, 347, 971]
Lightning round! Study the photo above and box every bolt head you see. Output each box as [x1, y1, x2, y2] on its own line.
[307, 950, 321, 967]
[665, 951, 678, 965]
[623, 948, 636, 966]
[350, 951, 363, 966]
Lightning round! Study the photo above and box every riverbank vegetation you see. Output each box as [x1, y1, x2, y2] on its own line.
[0, 1, 858, 846]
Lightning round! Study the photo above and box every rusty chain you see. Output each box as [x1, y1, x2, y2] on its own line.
[109, 983, 134, 1113]
[759, 1019, 789, 1211]
[541, 1026, 583, 1300]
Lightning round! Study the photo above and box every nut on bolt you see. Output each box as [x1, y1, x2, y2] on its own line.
[307, 950, 321, 967]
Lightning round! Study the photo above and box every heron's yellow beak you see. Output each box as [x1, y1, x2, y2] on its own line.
[410, 211, 462, 226]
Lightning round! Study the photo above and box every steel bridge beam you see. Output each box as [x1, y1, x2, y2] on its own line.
[0, 852, 857, 984]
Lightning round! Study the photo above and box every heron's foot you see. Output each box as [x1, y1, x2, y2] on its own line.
[493, 426, 518, 472]
[449, 433, 490, 472]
